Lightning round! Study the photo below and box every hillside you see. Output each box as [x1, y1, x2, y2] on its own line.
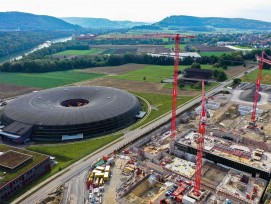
[61, 17, 149, 29]
[134, 15, 271, 31]
[0, 12, 81, 31]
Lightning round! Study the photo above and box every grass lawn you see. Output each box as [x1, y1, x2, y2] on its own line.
[199, 51, 232, 57]
[27, 134, 122, 172]
[111, 64, 214, 83]
[0, 70, 105, 88]
[241, 69, 271, 85]
[131, 92, 192, 126]
[54, 49, 101, 56]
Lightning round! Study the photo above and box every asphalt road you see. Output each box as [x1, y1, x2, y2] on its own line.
[12, 65, 257, 204]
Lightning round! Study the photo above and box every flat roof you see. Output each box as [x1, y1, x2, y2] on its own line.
[176, 131, 271, 173]
[0, 144, 49, 188]
[2, 121, 33, 136]
[0, 150, 33, 170]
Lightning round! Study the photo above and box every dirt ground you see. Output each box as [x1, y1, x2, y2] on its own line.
[0, 83, 41, 99]
[103, 158, 128, 204]
[75, 78, 198, 96]
[225, 64, 254, 78]
[91, 45, 165, 49]
[81, 63, 147, 75]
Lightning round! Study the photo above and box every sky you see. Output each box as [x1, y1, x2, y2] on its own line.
[1, 0, 271, 22]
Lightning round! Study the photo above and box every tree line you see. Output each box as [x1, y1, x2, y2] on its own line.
[1, 48, 268, 73]
[0, 54, 175, 73]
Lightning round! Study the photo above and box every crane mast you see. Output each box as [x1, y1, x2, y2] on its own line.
[250, 51, 271, 128]
[193, 81, 206, 196]
[170, 34, 180, 143]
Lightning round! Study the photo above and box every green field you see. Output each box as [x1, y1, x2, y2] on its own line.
[111, 64, 214, 83]
[241, 69, 271, 85]
[164, 44, 186, 50]
[54, 49, 101, 56]
[27, 134, 122, 174]
[164, 82, 219, 91]
[235, 45, 252, 49]
[132, 92, 192, 126]
[0, 70, 105, 88]
[199, 51, 232, 57]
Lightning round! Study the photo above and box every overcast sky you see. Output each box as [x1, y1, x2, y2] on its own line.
[1, 0, 271, 22]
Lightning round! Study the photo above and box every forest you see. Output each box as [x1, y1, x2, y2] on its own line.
[0, 31, 75, 60]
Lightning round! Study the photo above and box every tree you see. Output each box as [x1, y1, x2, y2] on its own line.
[233, 78, 241, 86]
[178, 79, 185, 88]
[213, 70, 227, 82]
[195, 81, 202, 89]
[191, 62, 201, 69]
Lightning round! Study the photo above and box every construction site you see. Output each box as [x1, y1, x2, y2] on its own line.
[18, 34, 271, 204]
[76, 45, 271, 204]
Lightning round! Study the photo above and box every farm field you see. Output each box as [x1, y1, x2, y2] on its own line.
[241, 69, 271, 85]
[199, 51, 232, 57]
[0, 83, 41, 99]
[164, 43, 186, 50]
[54, 49, 102, 56]
[0, 70, 105, 88]
[111, 65, 173, 83]
[235, 45, 252, 49]
[81, 63, 147, 75]
[75, 77, 198, 96]
[225, 64, 253, 77]
[110, 64, 215, 83]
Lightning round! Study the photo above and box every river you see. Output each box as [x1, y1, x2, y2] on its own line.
[11, 36, 72, 61]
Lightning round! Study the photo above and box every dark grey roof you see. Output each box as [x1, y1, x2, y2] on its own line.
[3, 86, 139, 126]
[185, 68, 213, 74]
[2, 121, 33, 136]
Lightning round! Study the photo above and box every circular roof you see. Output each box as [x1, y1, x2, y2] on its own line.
[3, 86, 139, 126]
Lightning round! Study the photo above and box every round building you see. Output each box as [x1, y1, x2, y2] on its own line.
[1, 86, 141, 142]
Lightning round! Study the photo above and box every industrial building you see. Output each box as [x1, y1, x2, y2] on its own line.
[0, 144, 50, 203]
[0, 86, 141, 142]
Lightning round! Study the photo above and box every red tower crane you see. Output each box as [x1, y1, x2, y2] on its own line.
[100, 33, 195, 142]
[193, 81, 207, 196]
[250, 51, 271, 128]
